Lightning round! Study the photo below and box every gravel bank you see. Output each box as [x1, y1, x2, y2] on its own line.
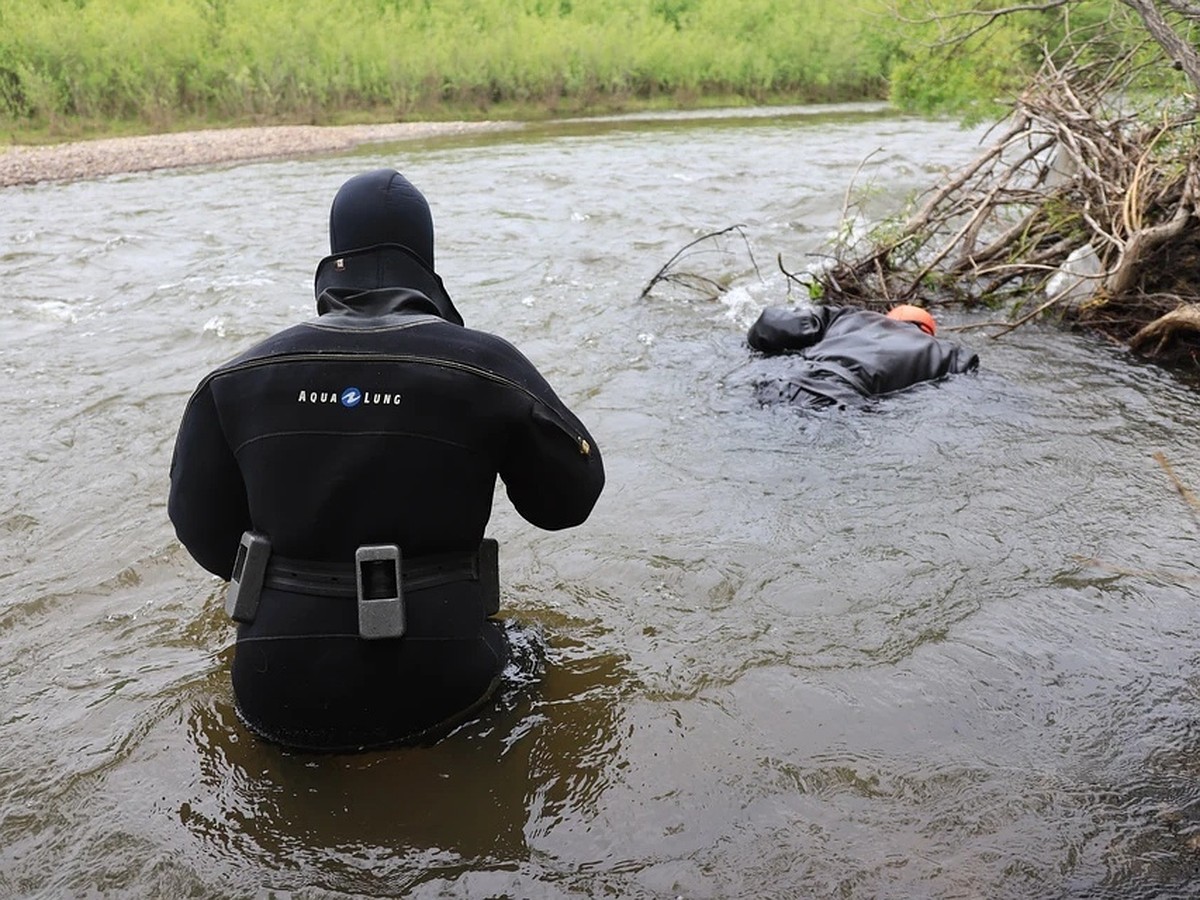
[0, 120, 519, 188]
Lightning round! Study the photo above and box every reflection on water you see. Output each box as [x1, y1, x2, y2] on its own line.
[3, 107, 1200, 898]
[172, 623, 629, 895]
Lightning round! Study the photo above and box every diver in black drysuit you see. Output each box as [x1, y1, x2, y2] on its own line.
[168, 169, 605, 751]
[746, 304, 979, 407]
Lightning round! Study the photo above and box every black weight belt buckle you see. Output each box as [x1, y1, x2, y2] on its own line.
[355, 544, 406, 639]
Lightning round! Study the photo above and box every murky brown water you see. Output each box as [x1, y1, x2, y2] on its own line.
[4, 105, 1200, 899]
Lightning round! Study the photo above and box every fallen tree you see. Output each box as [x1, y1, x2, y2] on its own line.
[802, 49, 1200, 370]
[645, 2, 1200, 373]
[803, 1, 1200, 370]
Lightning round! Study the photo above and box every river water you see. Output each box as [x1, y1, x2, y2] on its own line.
[3, 105, 1200, 899]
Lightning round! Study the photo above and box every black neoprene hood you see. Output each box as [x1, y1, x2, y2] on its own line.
[329, 168, 435, 268]
[313, 168, 464, 325]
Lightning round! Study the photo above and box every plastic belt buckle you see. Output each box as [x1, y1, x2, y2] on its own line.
[355, 544, 406, 639]
[225, 531, 270, 623]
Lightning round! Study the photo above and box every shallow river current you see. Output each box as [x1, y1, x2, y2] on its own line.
[3, 105, 1200, 899]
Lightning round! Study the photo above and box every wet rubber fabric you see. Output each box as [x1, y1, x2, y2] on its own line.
[169, 297, 603, 749]
[169, 170, 603, 750]
[747, 305, 979, 408]
[231, 584, 510, 751]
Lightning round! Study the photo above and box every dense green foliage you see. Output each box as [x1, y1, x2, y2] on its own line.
[878, 0, 1181, 122]
[0, 0, 1180, 139]
[0, 0, 892, 136]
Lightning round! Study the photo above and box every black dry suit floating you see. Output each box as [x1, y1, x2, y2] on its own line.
[225, 531, 501, 639]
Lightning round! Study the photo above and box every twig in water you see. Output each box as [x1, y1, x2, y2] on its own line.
[1153, 451, 1200, 521]
[640, 225, 758, 299]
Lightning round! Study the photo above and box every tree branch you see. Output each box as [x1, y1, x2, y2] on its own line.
[1120, 0, 1200, 96]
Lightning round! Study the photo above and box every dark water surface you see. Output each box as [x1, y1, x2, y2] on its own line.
[3, 106, 1200, 899]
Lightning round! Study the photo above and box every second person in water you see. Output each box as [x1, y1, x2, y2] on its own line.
[747, 302, 979, 408]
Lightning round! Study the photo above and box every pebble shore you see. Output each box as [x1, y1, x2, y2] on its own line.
[0, 120, 519, 188]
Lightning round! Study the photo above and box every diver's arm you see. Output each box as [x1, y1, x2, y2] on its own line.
[499, 382, 605, 531]
[168, 386, 251, 580]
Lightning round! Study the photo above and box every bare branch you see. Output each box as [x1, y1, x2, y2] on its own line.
[888, 0, 1072, 45]
[1159, 0, 1200, 20]
[1120, 0, 1200, 96]
[1152, 449, 1200, 522]
[640, 225, 758, 300]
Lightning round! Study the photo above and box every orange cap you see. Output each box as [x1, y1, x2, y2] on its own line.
[886, 304, 936, 336]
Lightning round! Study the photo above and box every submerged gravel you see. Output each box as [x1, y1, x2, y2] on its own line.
[0, 121, 518, 187]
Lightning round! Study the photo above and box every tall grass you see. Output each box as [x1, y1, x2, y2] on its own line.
[0, 0, 892, 136]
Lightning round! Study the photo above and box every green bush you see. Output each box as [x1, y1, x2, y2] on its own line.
[878, 0, 1175, 122]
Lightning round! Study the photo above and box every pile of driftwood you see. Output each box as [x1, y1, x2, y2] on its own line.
[641, 30, 1200, 372]
[803, 50, 1200, 370]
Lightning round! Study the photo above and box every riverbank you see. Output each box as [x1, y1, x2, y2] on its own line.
[0, 120, 521, 188]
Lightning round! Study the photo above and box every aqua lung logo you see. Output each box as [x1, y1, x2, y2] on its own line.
[296, 387, 402, 407]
